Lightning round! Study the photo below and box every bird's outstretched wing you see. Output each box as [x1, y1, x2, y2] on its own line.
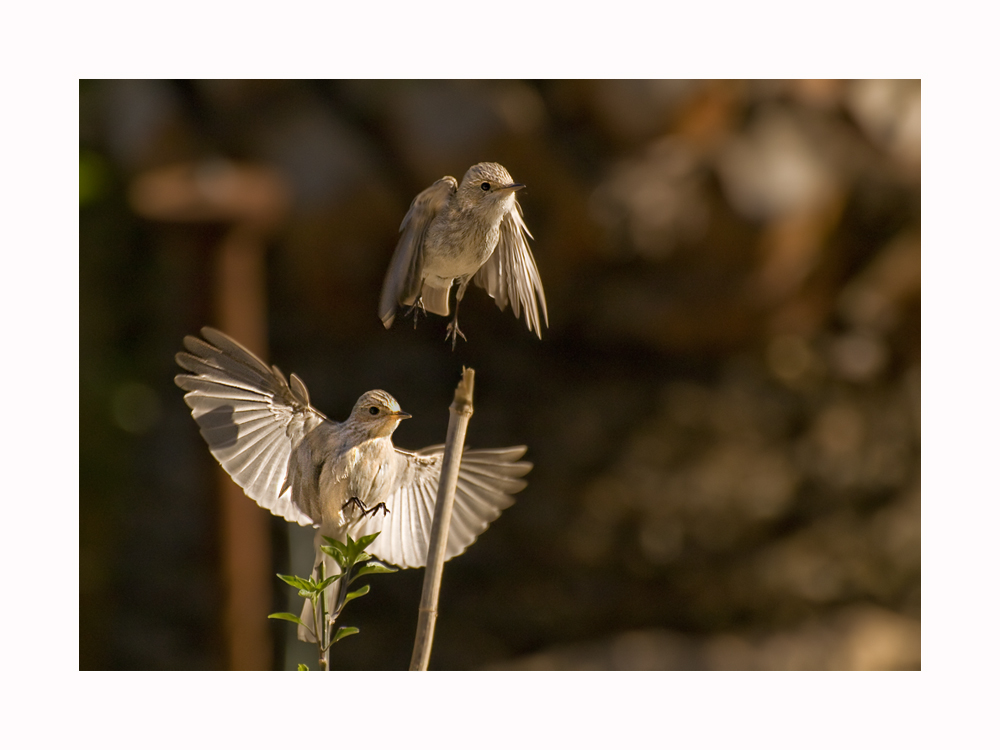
[379, 176, 458, 328]
[174, 327, 325, 526]
[472, 198, 548, 338]
[350, 445, 532, 568]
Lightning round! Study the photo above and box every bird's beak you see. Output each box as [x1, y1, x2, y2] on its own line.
[393, 411, 412, 420]
[499, 182, 525, 192]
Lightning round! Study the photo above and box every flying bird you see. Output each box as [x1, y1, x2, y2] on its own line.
[379, 162, 548, 348]
[175, 327, 531, 640]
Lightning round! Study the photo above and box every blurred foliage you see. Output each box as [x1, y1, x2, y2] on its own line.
[79, 80, 919, 670]
[79, 149, 112, 206]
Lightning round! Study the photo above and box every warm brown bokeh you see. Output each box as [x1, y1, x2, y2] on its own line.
[80, 80, 919, 670]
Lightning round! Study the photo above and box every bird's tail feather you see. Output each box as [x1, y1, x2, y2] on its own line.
[420, 284, 451, 317]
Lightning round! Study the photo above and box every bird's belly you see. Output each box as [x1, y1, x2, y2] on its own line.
[318, 443, 396, 527]
[423, 219, 499, 281]
[423, 244, 494, 282]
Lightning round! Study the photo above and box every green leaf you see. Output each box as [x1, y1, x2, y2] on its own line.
[344, 537, 358, 560]
[344, 584, 370, 603]
[353, 561, 397, 579]
[316, 574, 344, 591]
[320, 545, 348, 569]
[277, 574, 313, 591]
[332, 626, 359, 643]
[297, 664, 310, 671]
[353, 532, 382, 551]
[322, 537, 348, 555]
[268, 612, 307, 628]
[345, 532, 381, 561]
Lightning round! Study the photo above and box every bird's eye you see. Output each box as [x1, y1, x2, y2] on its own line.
[480, 182, 490, 191]
[369, 406, 380, 415]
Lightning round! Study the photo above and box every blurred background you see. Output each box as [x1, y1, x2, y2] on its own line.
[79, 79, 920, 670]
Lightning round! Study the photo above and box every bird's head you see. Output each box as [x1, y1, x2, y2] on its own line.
[456, 162, 524, 218]
[348, 389, 411, 438]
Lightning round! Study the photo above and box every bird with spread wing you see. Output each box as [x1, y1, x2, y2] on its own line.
[175, 327, 531, 641]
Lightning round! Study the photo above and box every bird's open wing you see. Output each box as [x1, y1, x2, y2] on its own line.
[351, 445, 532, 568]
[379, 176, 458, 328]
[174, 327, 326, 526]
[472, 198, 549, 338]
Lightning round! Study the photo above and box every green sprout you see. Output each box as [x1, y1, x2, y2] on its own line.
[269, 532, 396, 670]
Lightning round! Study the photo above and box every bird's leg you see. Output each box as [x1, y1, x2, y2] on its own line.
[342, 497, 390, 518]
[403, 296, 426, 329]
[445, 279, 470, 350]
[364, 502, 390, 518]
[445, 312, 466, 350]
[342, 497, 366, 516]
[403, 280, 426, 329]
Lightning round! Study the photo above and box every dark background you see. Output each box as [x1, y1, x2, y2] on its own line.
[79, 79, 920, 670]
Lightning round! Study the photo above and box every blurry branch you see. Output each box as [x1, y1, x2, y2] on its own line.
[410, 368, 475, 670]
[270, 532, 396, 671]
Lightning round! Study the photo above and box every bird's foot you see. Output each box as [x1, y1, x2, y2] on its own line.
[445, 318, 467, 350]
[364, 502, 389, 518]
[342, 497, 389, 518]
[403, 298, 426, 329]
[342, 497, 366, 516]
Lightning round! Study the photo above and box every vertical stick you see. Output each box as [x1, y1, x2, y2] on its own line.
[215, 225, 273, 671]
[409, 368, 475, 671]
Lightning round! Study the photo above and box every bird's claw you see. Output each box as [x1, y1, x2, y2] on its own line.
[403, 298, 426, 329]
[342, 497, 389, 518]
[365, 502, 389, 518]
[445, 319, 467, 350]
[342, 497, 366, 515]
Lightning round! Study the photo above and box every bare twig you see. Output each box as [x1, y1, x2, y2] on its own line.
[409, 368, 475, 670]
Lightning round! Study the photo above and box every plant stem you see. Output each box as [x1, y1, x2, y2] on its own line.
[409, 367, 475, 671]
[318, 560, 330, 671]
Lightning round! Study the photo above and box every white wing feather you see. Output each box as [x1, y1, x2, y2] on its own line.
[472, 199, 549, 337]
[174, 328, 324, 527]
[351, 445, 531, 568]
